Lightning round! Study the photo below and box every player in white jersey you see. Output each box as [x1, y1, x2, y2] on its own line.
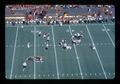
[38, 31, 42, 36]
[22, 62, 27, 71]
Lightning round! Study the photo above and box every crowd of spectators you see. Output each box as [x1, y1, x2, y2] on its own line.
[5, 5, 115, 25]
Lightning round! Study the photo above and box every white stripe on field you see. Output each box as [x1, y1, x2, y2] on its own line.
[6, 23, 114, 28]
[34, 26, 36, 79]
[86, 25, 107, 79]
[102, 25, 115, 47]
[69, 25, 84, 79]
[10, 26, 19, 79]
[51, 25, 60, 79]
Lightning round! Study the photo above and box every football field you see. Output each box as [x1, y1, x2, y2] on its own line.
[5, 23, 115, 79]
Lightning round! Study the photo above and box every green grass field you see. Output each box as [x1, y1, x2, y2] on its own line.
[5, 23, 115, 79]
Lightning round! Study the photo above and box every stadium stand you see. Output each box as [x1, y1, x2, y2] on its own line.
[5, 5, 115, 25]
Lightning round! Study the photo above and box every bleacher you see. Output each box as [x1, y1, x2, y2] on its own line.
[5, 5, 115, 25]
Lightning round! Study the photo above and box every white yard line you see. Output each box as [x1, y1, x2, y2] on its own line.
[34, 26, 36, 79]
[86, 25, 107, 79]
[6, 23, 114, 28]
[69, 25, 84, 79]
[10, 26, 19, 79]
[6, 42, 113, 48]
[102, 25, 115, 47]
[7, 72, 115, 79]
[51, 25, 60, 79]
